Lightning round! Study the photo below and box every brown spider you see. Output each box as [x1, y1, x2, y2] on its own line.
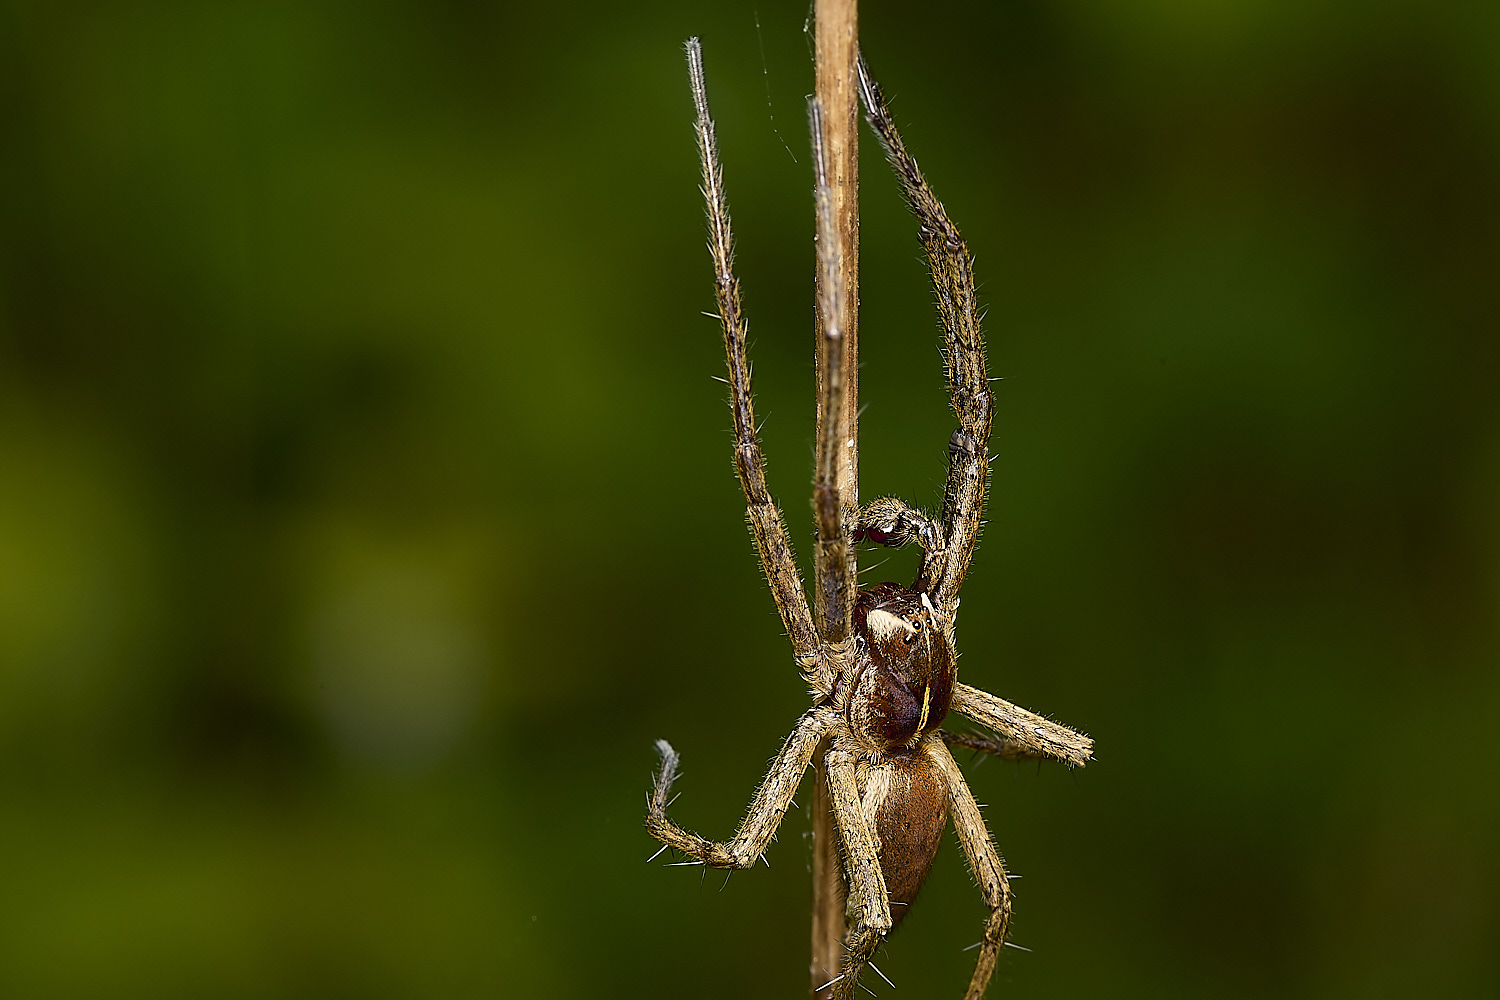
[647, 39, 1094, 1000]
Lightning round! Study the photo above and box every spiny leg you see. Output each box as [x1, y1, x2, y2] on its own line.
[647, 706, 838, 868]
[809, 98, 857, 652]
[952, 682, 1094, 768]
[924, 734, 1012, 1000]
[856, 55, 991, 613]
[943, 728, 1054, 763]
[821, 741, 893, 1000]
[686, 39, 822, 683]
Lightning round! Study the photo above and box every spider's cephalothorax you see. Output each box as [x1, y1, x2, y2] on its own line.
[648, 39, 1094, 1000]
[845, 583, 954, 753]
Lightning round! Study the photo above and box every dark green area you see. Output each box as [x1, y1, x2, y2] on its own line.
[2, 0, 1497, 996]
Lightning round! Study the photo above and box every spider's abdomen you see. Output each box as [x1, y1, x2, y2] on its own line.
[862, 751, 949, 929]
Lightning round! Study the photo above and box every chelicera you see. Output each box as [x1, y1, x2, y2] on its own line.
[647, 38, 1093, 1000]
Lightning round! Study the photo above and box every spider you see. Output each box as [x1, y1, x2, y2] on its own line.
[648, 38, 1094, 1000]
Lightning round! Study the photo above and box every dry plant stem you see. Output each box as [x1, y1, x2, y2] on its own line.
[810, 0, 859, 644]
[811, 100, 853, 649]
[811, 0, 858, 994]
[815, 0, 859, 513]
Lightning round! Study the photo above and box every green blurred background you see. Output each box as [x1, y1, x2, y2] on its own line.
[2, 0, 1498, 996]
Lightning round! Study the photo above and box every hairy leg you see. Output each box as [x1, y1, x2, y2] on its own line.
[925, 734, 1012, 1000]
[647, 706, 839, 867]
[686, 39, 822, 683]
[943, 729, 1050, 762]
[856, 55, 991, 613]
[821, 740, 892, 1000]
[953, 682, 1094, 768]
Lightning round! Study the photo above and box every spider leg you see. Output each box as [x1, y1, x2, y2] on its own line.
[647, 705, 838, 868]
[686, 40, 822, 683]
[924, 734, 1012, 1000]
[952, 683, 1094, 768]
[942, 728, 1049, 763]
[810, 98, 858, 655]
[822, 740, 892, 1000]
[856, 55, 990, 613]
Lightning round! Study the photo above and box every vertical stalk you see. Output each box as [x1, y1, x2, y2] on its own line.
[810, 0, 856, 996]
[814, 0, 859, 504]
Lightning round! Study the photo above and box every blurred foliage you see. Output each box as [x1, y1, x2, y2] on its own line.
[2, 0, 1498, 996]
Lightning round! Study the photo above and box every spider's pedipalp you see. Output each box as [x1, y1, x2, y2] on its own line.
[856, 496, 944, 555]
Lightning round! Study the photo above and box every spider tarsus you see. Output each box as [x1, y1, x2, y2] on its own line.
[650, 738, 682, 814]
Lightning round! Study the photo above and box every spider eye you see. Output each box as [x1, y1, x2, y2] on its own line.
[865, 608, 918, 661]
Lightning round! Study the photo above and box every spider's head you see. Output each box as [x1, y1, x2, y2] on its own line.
[857, 583, 949, 661]
[848, 583, 956, 750]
